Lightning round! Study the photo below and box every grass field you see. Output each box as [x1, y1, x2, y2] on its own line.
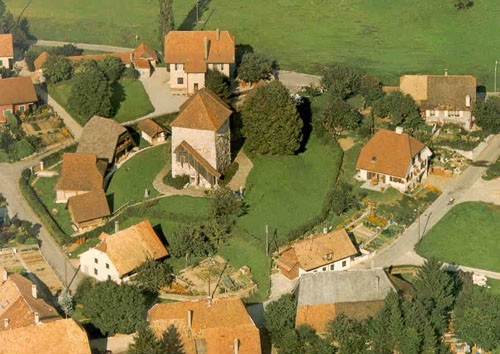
[416, 202, 500, 272]
[6, 0, 500, 86]
[106, 144, 168, 211]
[48, 78, 153, 126]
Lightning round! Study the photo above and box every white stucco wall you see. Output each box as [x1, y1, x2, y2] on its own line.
[298, 257, 352, 277]
[80, 248, 121, 283]
[56, 190, 89, 204]
[169, 62, 233, 94]
[0, 57, 12, 69]
[424, 109, 473, 130]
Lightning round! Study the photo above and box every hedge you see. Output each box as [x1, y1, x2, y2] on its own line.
[19, 169, 71, 245]
[41, 143, 77, 168]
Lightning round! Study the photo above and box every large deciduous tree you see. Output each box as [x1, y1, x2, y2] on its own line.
[134, 259, 174, 293]
[42, 55, 72, 84]
[321, 96, 362, 134]
[238, 52, 277, 83]
[97, 56, 125, 83]
[82, 281, 145, 336]
[372, 90, 423, 128]
[242, 81, 303, 155]
[68, 67, 113, 120]
[473, 96, 500, 134]
[321, 64, 363, 100]
[158, 0, 174, 42]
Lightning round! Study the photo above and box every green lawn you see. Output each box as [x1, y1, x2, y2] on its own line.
[486, 279, 500, 296]
[416, 202, 500, 272]
[6, 0, 500, 86]
[48, 77, 153, 126]
[106, 144, 168, 211]
[0, 149, 9, 162]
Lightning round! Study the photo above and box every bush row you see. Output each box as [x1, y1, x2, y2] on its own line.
[19, 169, 71, 245]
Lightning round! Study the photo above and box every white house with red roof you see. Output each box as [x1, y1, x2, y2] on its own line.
[356, 128, 432, 192]
[0, 34, 14, 69]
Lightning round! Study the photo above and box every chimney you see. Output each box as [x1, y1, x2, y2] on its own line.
[375, 276, 380, 292]
[234, 339, 239, 354]
[204, 37, 209, 61]
[31, 284, 37, 299]
[34, 312, 40, 324]
[187, 310, 193, 329]
[395, 127, 403, 135]
[216, 28, 220, 41]
[444, 68, 448, 76]
[115, 221, 119, 234]
[3, 318, 9, 329]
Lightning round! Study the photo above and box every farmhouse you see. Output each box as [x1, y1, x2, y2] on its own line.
[164, 30, 235, 94]
[148, 298, 262, 354]
[79, 220, 168, 282]
[400, 74, 477, 130]
[67, 189, 111, 231]
[55, 153, 104, 203]
[137, 118, 167, 145]
[0, 34, 14, 69]
[170, 88, 231, 188]
[0, 268, 91, 353]
[276, 228, 358, 280]
[356, 128, 432, 193]
[0, 76, 38, 123]
[77, 116, 134, 166]
[295, 269, 396, 334]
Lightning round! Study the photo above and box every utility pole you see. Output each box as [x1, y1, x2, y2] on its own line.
[495, 60, 498, 93]
[265, 225, 269, 256]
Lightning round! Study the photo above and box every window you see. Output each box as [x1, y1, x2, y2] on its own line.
[330, 264, 335, 271]
[94, 258, 98, 264]
[429, 110, 435, 117]
[106, 263, 110, 269]
[177, 77, 184, 85]
[450, 111, 460, 117]
[107, 275, 111, 281]
[19, 106, 25, 112]
[219, 63, 224, 70]
[3, 109, 12, 115]
[94, 269, 98, 276]
[390, 176, 404, 184]
[322, 267, 327, 272]
[342, 260, 347, 267]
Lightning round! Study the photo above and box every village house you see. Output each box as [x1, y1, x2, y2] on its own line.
[137, 118, 168, 145]
[0, 34, 14, 69]
[55, 153, 105, 203]
[0, 268, 91, 353]
[356, 128, 432, 193]
[34, 42, 158, 78]
[77, 116, 134, 166]
[148, 298, 262, 354]
[67, 189, 111, 231]
[295, 269, 396, 334]
[400, 74, 477, 130]
[276, 228, 358, 280]
[170, 88, 231, 188]
[164, 30, 235, 94]
[79, 220, 168, 283]
[0, 76, 37, 123]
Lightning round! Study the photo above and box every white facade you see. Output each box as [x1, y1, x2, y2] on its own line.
[79, 248, 121, 283]
[56, 190, 89, 204]
[298, 257, 352, 277]
[424, 109, 474, 130]
[169, 63, 233, 95]
[141, 131, 166, 145]
[0, 56, 12, 69]
[358, 147, 432, 193]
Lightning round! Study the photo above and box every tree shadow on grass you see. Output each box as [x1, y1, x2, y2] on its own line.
[230, 111, 245, 160]
[110, 81, 126, 117]
[296, 96, 313, 154]
[178, 0, 212, 31]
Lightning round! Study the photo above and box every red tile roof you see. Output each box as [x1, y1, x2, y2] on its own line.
[137, 118, 166, 138]
[67, 189, 110, 224]
[0, 34, 14, 58]
[0, 77, 37, 105]
[55, 153, 103, 192]
[34, 51, 49, 70]
[356, 129, 427, 178]
[170, 88, 231, 131]
[132, 42, 158, 62]
[164, 31, 235, 73]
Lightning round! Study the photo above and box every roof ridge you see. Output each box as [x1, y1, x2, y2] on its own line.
[199, 91, 219, 130]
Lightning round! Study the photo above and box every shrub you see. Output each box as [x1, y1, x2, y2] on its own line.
[483, 159, 500, 181]
[122, 67, 140, 80]
[454, 0, 473, 10]
[238, 52, 277, 83]
[8, 139, 35, 160]
[163, 171, 189, 190]
[321, 63, 363, 100]
[219, 162, 239, 187]
[42, 55, 73, 84]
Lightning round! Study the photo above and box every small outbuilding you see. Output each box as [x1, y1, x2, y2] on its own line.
[137, 118, 168, 145]
[67, 189, 111, 231]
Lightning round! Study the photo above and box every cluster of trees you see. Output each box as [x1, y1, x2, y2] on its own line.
[169, 187, 244, 263]
[0, 0, 31, 47]
[242, 80, 303, 155]
[264, 259, 500, 353]
[0, 212, 40, 247]
[473, 96, 500, 134]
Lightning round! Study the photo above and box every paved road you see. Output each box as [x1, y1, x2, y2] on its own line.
[356, 134, 500, 269]
[25, 39, 133, 53]
[0, 154, 81, 292]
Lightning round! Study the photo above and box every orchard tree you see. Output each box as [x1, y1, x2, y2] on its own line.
[169, 223, 214, 263]
[82, 281, 145, 335]
[68, 67, 113, 120]
[242, 81, 303, 155]
[42, 55, 72, 84]
[372, 90, 422, 128]
[158, 0, 174, 42]
[205, 69, 231, 103]
[238, 52, 276, 83]
[321, 64, 362, 99]
[134, 259, 174, 293]
[321, 96, 362, 134]
[473, 96, 500, 134]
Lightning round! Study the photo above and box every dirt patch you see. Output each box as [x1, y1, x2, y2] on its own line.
[424, 173, 457, 191]
[338, 137, 355, 151]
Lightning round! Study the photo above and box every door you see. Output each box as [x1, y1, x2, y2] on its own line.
[194, 83, 199, 92]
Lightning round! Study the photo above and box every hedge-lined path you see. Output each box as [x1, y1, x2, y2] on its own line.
[0, 150, 82, 292]
[227, 149, 253, 191]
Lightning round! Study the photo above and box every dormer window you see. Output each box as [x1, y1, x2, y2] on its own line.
[371, 156, 377, 163]
[324, 253, 333, 261]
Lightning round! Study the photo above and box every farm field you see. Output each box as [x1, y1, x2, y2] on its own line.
[5, 0, 500, 86]
[416, 202, 500, 272]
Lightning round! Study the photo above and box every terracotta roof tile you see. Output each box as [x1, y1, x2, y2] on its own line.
[400, 74, 477, 111]
[277, 229, 358, 272]
[0, 77, 37, 106]
[0, 318, 91, 354]
[34, 51, 49, 70]
[67, 189, 110, 224]
[0, 34, 14, 58]
[92, 220, 168, 277]
[148, 298, 261, 354]
[132, 43, 158, 62]
[137, 118, 166, 138]
[133, 57, 151, 69]
[55, 153, 103, 192]
[170, 88, 232, 131]
[356, 129, 427, 178]
[174, 141, 221, 178]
